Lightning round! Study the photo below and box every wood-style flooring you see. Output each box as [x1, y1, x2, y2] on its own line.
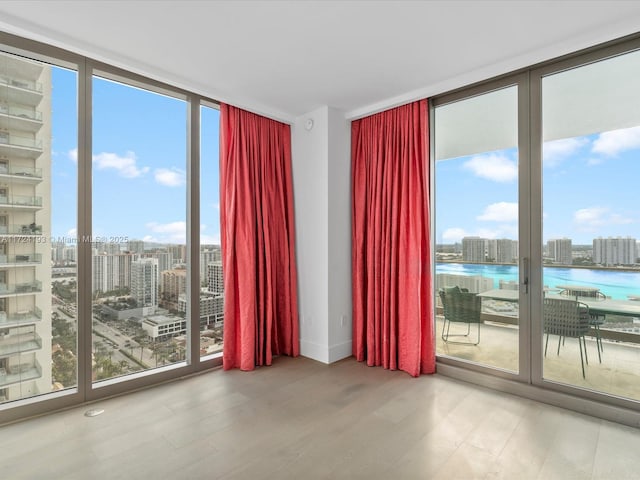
[1, 356, 639, 479]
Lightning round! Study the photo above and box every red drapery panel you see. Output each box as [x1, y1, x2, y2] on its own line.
[351, 99, 435, 377]
[220, 103, 300, 371]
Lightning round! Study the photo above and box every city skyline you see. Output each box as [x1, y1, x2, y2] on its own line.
[436, 127, 640, 245]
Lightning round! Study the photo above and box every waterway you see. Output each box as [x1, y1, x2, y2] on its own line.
[436, 263, 640, 300]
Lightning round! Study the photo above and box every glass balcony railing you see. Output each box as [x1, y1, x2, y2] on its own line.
[0, 253, 42, 265]
[0, 280, 43, 296]
[0, 165, 43, 179]
[0, 133, 42, 150]
[0, 104, 42, 122]
[0, 75, 43, 93]
[0, 359, 42, 387]
[0, 307, 42, 326]
[0, 224, 43, 235]
[0, 195, 43, 207]
[0, 331, 42, 357]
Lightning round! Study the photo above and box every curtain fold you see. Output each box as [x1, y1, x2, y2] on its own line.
[220, 103, 300, 371]
[351, 99, 435, 377]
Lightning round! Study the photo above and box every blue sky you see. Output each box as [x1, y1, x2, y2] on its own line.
[436, 128, 640, 245]
[50, 67, 221, 245]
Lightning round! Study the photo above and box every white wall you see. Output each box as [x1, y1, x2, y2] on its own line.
[326, 107, 352, 362]
[291, 106, 352, 363]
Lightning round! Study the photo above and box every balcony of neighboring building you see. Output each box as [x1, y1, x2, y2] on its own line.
[0, 358, 42, 388]
[0, 328, 42, 358]
[0, 280, 43, 297]
[0, 307, 42, 328]
[0, 194, 43, 210]
[0, 163, 43, 184]
[0, 73, 44, 106]
[0, 103, 43, 132]
[0, 223, 43, 236]
[0, 253, 42, 267]
[0, 132, 43, 159]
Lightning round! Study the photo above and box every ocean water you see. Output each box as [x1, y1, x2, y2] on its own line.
[436, 263, 640, 300]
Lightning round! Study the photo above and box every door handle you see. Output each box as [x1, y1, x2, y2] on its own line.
[522, 257, 529, 294]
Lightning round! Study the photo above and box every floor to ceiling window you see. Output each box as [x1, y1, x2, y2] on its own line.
[91, 75, 188, 383]
[435, 39, 640, 414]
[0, 34, 222, 423]
[199, 104, 222, 359]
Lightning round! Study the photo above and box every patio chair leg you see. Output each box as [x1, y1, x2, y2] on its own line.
[579, 338, 586, 379]
[545, 333, 549, 356]
[583, 336, 589, 365]
[557, 336, 562, 356]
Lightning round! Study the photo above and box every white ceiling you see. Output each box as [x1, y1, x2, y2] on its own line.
[1, 1, 640, 122]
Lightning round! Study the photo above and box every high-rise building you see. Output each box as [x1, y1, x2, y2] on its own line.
[593, 237, 637, 266]
[207, 261, 224, 294]
[0, 53, 51, 402]
[495, 239, 518, 264]
[92, 252, 133, 293]
[199, 247, 220, 284]
[547, 238, 572, 265]
[127, 240, 145, 255]
[131, 258, 159, 308]
[161, 267, 186, 310]
[462, 237, 486, 263]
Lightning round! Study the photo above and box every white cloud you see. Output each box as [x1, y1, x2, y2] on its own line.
[462, 153, 517, 182]
[68, 148, 78, 163]
[442, 228, 467, 242]
[66, 228, 77, 237]
[543, 137, 588, 167]
[592, 125, 640, 156]
[477, 202, 518, 222]
[154, 167, 186, 187]
[93, 151, 149, 178]
[573, 206, 633, 232]
[145, 221, 186, 243]
[201, 234, 221, 245]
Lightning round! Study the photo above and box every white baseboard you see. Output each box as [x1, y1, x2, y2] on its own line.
[300, 339, 352, 364]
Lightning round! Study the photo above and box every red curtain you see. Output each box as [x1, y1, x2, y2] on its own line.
[351, 99, 435, 377]
[220, 103, 300, 371]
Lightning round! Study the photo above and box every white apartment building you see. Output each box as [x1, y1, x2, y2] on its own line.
[92, 252, 133, 293]
[593, 236, 637, 266]
[131, 257, 158, 308]
[547, 238, 573, 265]
[462, 236, 486, 263]
[0, 52, 51, 402]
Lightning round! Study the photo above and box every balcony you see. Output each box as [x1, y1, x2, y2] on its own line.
[0, 224, 43, 236]
[0, 281, 43, 297]
[0, 330, 42, 357]
[0, 133, 43, 159]
[0, 195, 43, 210]
[0, 165, 43, 184]
[0, 359, 42, 388]
[0, 75, 43, 106]
[0, 253, 42, 266]
[0, 104, 43, 133]
[436, 303, 640, 403]
[0, 307, 42, 327]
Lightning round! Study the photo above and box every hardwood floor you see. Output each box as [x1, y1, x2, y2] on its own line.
[1, 356, 639, 479]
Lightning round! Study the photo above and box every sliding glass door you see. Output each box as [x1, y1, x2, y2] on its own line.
[539, 47, 640, 401]
[434, 79, 527, 376]
[435, 40, 640, 412]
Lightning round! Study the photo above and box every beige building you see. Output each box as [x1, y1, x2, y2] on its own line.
[0, 52, 51, 402]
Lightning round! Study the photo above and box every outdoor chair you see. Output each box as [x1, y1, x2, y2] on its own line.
[543, 297, 591, 378]
[439, 286, 482, 345]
